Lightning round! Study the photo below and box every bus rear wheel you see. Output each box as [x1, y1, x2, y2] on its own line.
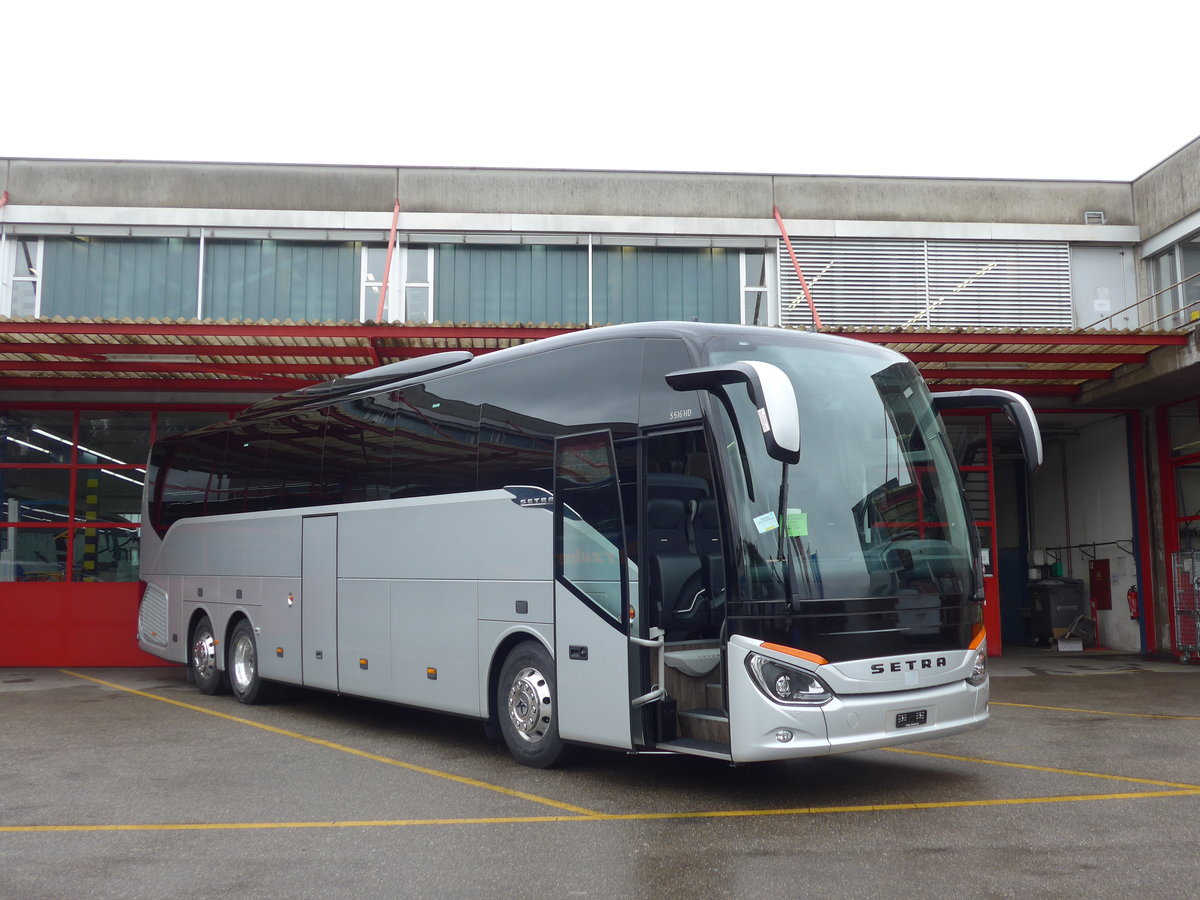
[497, 641, 568, 768]
[190, 615, 227, 695]
[228, 619, 273, 705]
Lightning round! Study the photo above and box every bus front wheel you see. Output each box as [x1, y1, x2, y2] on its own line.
[228, 619, 273, 705]
[190, 615, 228, 695]
[497, 642, 568, 768]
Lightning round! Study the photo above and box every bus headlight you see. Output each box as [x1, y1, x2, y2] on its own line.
[966, 645, 987, 686]
[745, 654, 832, 705]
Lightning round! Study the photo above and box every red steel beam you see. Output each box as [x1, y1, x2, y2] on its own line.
[0, 361, 362, 375]
[905, 350, 1144, 365]
[918, 367, 1114, 381]
[0, 342, 481, 360]
[843, 331, 1188, 347]
[0, 377, 310, 393]
[929, 383, 1081, 398]
[0, 322, 580, 340]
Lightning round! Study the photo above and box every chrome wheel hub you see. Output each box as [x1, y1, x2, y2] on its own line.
[506, 666, 552, 743]
[192, 631, 216, 680]
[230, 633, 255, 691]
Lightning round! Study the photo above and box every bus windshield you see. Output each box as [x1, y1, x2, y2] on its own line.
[702, 334, 980, 660]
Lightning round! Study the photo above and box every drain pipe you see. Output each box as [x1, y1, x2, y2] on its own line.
[772, 205, 822, 329]
[375, 199, 402, 322]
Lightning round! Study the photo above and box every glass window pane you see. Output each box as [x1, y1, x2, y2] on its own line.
[364, 246, 389, 283]
[154, 411, 231, 442]
[556, 434, 624, 622]
[1, 469, 73, 522]
[75, 469, 144, 524]
[73, 526, 139, 582]
[1178, 464, 1200, 519]
[743, 289, 767, 325]
[1152, 248, 1180, 325]
[77, 411, 151, 467]
[744, 251, 766, 287]
[13, 240, 39, 277]
[1182, 242, 1200, 324]
[364, 284, 383, 320]
[390, 383, 477, 499]
[405, 286, 429, 323]
[960, 469, 991, 522]
[1180, 519, 1200, 552]
[0, 527, 66, 582]
[0, 411, 75, 463]
[1168, 401, 1200, 458]
[11, 280, 37, 316]
[407, 246, 429, 283]
[941, 416, 989, 467]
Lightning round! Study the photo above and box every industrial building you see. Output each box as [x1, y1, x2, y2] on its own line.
[1, 141, 1198, 665]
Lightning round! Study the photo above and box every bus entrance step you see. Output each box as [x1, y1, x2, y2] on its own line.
[656, 737, 732, 760]
[678, 707, 727, 722]
[677, 707, 729, 744]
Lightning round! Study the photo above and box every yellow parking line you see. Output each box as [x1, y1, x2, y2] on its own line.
[60, 670, 597, 817]
[5, 789, 1198, 833]
[992, 700, 1200, 720]
[884, 746, 1200, 790]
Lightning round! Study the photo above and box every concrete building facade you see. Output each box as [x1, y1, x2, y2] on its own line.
[1, 142, 1198, 665]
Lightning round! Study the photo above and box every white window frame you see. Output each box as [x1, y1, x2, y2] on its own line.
[359, 245, 435, 323]
[740, 249, 774, 326]
[402, 246, 435, 323]
[2, 235, 44, 317]
[359, 244, 400, 323]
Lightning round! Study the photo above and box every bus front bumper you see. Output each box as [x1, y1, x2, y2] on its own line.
[726, 641, 989, 763]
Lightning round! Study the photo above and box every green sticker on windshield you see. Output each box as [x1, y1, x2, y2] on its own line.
[786, 509, 808, 537]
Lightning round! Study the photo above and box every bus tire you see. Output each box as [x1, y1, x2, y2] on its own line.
[228, 619, 273, 705]
[497, 641, 568, 768]
[190, 615, 227, 695]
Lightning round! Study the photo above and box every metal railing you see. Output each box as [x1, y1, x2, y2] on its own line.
[1090, 269, 1200, 332]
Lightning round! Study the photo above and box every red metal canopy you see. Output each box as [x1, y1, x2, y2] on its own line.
[0, 317, 1188, 399]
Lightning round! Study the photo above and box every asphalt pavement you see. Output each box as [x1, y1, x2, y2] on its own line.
[2, 646, 1198, 898]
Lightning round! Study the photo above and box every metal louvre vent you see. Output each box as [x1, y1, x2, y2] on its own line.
[779, 238, 1072, 329]
[139, 582, 169, 648]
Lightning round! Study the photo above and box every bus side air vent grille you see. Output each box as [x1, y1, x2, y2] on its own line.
[139, 583, 170, 648]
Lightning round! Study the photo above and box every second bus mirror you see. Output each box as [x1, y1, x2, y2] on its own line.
[666, 361, 801, 465]
[931, 388, 1043, 473]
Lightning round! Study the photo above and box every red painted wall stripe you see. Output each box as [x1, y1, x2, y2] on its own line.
[0, 582, 177, 667]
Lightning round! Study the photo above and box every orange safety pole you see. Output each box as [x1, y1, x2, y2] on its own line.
[375, 199, 402, 322]
[772, 205, 822, 329]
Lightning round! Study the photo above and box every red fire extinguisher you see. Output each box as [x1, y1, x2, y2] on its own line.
[1126, 585, 1139, 619]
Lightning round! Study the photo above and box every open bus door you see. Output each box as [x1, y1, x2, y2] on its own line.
[553, 432, 659, 750]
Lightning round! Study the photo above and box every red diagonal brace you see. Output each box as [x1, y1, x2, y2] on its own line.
[772, 205, 822, 329]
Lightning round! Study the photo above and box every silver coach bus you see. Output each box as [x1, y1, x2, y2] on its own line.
[136, 323, 1041, 767]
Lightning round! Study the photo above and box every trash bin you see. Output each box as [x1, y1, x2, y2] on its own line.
[1028, 578, 1086, 645]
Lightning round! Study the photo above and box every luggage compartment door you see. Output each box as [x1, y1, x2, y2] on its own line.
[302, 514, 339, 691]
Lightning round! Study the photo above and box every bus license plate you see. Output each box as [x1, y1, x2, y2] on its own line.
[896, 710, 928, 728]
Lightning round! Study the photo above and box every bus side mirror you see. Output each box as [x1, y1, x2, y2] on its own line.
[931, 388, 1043, 473]
[666, 361, 801, 465]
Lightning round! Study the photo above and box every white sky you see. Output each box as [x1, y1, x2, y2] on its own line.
[6, 0, 1198, 181]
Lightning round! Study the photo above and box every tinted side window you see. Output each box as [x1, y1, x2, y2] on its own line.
[640, 339, 701, 428]
[478, 401, 556, 492]
[219, 426, 269, 515]
[390, 381, 479, 499]
[246, 409, 326, 510]
[155, 429, 229, 534]
[321, 395, 396, 504]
